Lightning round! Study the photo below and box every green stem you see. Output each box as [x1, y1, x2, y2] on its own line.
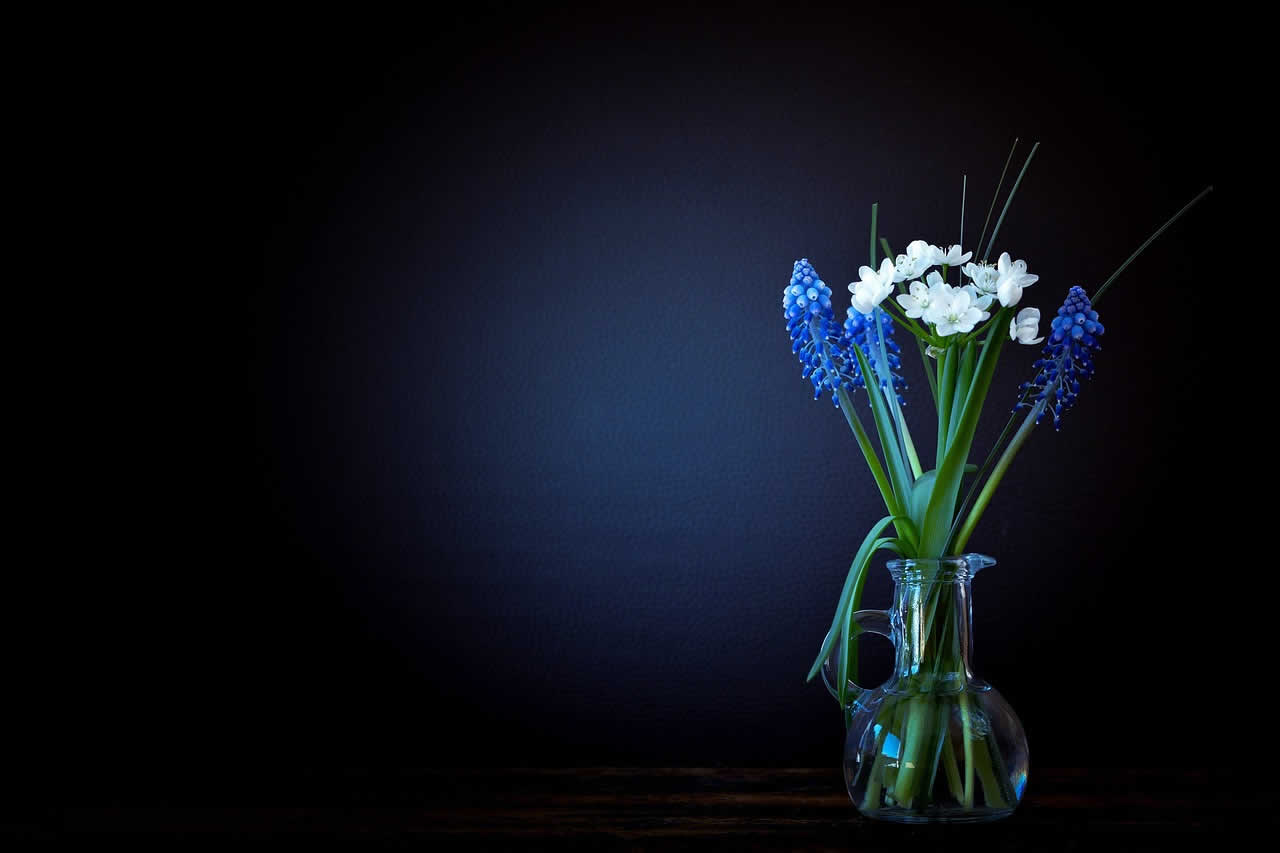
[835, 384, 899, 518]
[917, 336, 939, 409]
[1091, 185, 1214, 306]
[936, 347, 956, 467]
[983, 729, 1016, 807]
[861, 713, 890, 810]
[950, 398, 1042, 554]
[959, 310, 1005, 417]
[982, 142, 1039, 261]
[951, 386, 1031, 548]
[848, 344, 914, 511]
[958, 692, 976, 808]
[974, 138, 1019, 261]
[870, 202, 878, 267]
[941, 724, 963, 801]
[902, 422, 923, 480]
[880, 237, 895, 270]
[946, 342, 976, 449]
[957, 174, 966, 284]
[893, 696, 933, 807]
[971, 737, 1008, 809]
[883, 700, 910, 804]
[877, 297, 933, 342]
[923, 699, 950, 804]
[918, 322, 1007, 558]
[870, 307, 923, 481]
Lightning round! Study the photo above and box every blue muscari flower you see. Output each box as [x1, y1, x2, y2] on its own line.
[842, 307, 908, 407]
[1017, 285, 1105, 430]
[784, 259, 864, 406]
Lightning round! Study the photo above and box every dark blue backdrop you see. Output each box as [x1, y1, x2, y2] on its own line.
[233, 6, 1238, 777]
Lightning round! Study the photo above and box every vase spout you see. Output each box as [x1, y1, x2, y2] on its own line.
[965, 553, 996, 576]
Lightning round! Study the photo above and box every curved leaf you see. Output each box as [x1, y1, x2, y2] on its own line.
[849, 343, 913, 506]
[838, 534, 904, 710]
[919, 313, 1009, 556]
[807, 517, 905, 682]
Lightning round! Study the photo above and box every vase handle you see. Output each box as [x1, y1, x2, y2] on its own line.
[821, 609, 893, 708]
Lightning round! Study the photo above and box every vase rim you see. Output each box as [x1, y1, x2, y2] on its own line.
[885, 553, 995, 581]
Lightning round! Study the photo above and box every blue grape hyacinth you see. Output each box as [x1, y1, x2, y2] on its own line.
[783, 259, 832, 321]
[784, 259, 864, 405]
[1017, 286, 1105, 430]
[843, 307, 908, 407]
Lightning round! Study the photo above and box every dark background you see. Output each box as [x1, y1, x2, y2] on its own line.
[31, 5, 1259, 799]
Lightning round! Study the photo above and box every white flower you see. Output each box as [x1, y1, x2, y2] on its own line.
[1009, 307, 1044, 345]
[895, 270, 946, 319]
[961, 284, 993, 320]
[930, 244, 972, 267]
[961, 260, 1000, 295]
[849, 257, 896, 314]
[995, 252, 1039, 307]
[893, 240, 934, 282]
[924, 283, 984, 336]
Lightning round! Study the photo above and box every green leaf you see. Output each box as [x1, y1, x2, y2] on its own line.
[908, 467, 976, 535]
[849, 343, 913, 507]
[916, 335, 938, 408]
[909, 469, 938, 534]
[869, 308, 922, 479]
[936, 345, 957, 467]
[838, 533, 903, 709]
[834, 387, 900, 518]
[982, 142, 1039, 261]
[918, 311, 1010, 556]
[893, 516, 919, 551]
[975, 138, 1019, 261]
[947, 341, 976, 448]
[869, 202, 879, 267]
[879, 237, 895, 267]
[807, 516, 903, 683]
[1091, 185, 1214, 306]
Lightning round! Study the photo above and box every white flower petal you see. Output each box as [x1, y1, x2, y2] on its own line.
[997, 278, 1022, 307]
[877, 257, 897, 284]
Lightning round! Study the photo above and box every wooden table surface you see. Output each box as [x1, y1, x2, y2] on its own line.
[11, 767, 1274, 846]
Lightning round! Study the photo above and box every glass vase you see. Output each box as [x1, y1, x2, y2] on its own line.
[822, 553, 1028, 823]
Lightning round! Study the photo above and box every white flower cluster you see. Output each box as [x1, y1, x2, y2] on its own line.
[846, 240, 1042, 343]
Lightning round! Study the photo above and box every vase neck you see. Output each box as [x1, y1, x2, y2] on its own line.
[884, 555, 992, 692]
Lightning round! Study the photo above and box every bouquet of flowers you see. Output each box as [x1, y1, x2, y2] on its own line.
[781, 141, 1210, 822]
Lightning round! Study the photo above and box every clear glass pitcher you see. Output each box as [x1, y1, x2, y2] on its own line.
[823, 554, 1028, 823]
